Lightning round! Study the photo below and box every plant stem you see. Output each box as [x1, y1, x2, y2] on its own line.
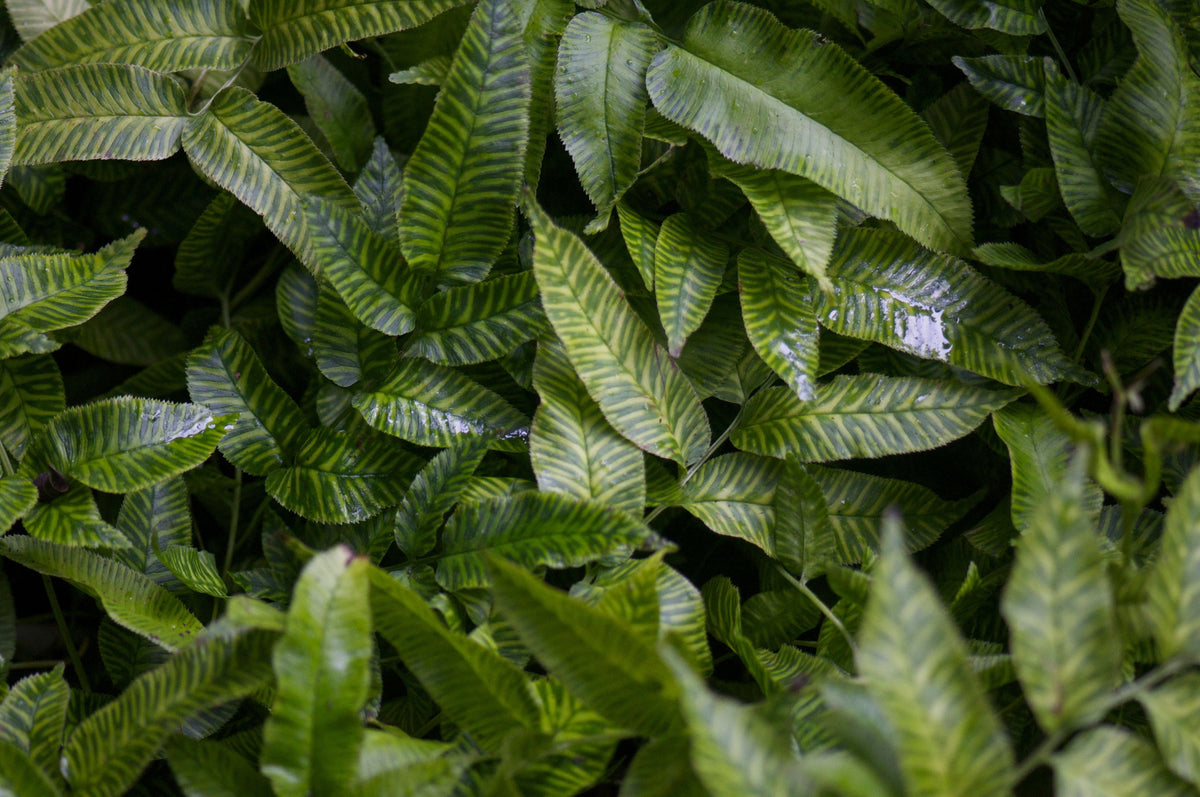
[223, 468, 243, 576]
[42, 576, 90, 693]
[775, 565, 855, 653]
[229, 248, 288, 312]
[644, 410, 742, 525]
[1039, 9, 1078, 83]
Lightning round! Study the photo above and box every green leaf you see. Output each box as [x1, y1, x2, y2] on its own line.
[436, 491, 662, 590]
[276, 264, 320, 352]
[953, 54, 1045, 117]
[555, 12, 659, 226]
[262, 547, 370, 797]
[249, 0, 472, 72]
[972, 242, 1120, 288]
[1000, 455, 1120, 733]
[621, 737, 709, 797]
[6, 0, 90, 42]
[0, 741, 62, 797]
[265, 428, 420, 524]
[407, 272, 549, 366]
[857, 521, 1014, 797]
[530, 340, 645, 517]
[527, 199, 710, 466]
[62, 625, 277, 797]
[0, 476, 37, 535]
[615, 202, 658, 291]
[67, 296, 186, 367]
[1119, 177, 1200, 290]
[21, 482, 129, 549]
[157, 545, 226, 597]
[0, 664, 69, 778]
[924, 0, 1044, 35]
[733, 375, 1018, 462]
[815, 229, 1081, 386]
[287, 54, 375, 173]
[13, 65, 188, 165]
[24, 397, 223, 494]
[367, 566, 540, 747]
[677, 452, 776, 554]
[488, 555, 681, 736]
[1140, 673, 1200, 788]
[12, 0, 256, 73]
[113, 477, 191, 589]
[394, 438, 488, 558]
[353, 137, 403, 241]
[310, 284, 397, 387]
[774, 457, 836, 581]
[0, 69, 15, 188]
[0, 536, 204, 650]
[737, 249, 818, 401]
[1054, 726, 1196, 797]
[187, 326, 310, 476]
[0, 355, 63, 461]
[654, 212, 727, 357]
[646, 1, 972, 254]
[921, 82, 989, 180]
[398, 0, 530, 281]
[1172, 284, 1200, 410]
[1147, 466, 1200, 658]
[166, 738, 273, 797]
[352, 356, 528, 448]
[174, 193, 262, 299]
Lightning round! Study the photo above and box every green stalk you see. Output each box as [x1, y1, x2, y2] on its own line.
[43, 576, 91, 693]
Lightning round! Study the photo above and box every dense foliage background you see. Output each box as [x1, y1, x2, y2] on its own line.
[2, 0, 1200, 794]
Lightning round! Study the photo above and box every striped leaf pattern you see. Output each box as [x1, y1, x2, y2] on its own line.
[857, 523, 1014, 797]
[1171, 284, 1200, 410]
[646, 1, 972, 254]
[925, 0, 1045, 35]
[0, 536, 203, 650]
[63, 627, 277, 797]
[0, 354, 63, 460]
[436, 491, 661, 590]
[399, 0, 530, 281]
[173, 194, 261, 299]
[187, 326, 309, 476]
[0, 70, 13, 188]
[406, 272, 549, 366]
[264, 428, 422, 524]
[528, 200, 710, 465]
[555, 12, 659, 225]
[275, 265, 319, 353]
[953, 54, 1045, 116]
[353, 138, 403, 241]
[352, 356, 528, 448]
[21, 482, 129, 548]
[1054, 727, 1196, 797]
[733, 375, 1018, 462]
[287, 54, 375, 173]
[0, 743, 61, 797]
[6, 0, 90, 42]
[250, 0, 470, 72]
[921, 82, 989, 179]
[393, 438, 488, 558]
[530, 340, 645, 517]
[311, 284, 396, 387]
[113, 478, 191, 590]
[815, 229, 1080, 386]
[1119, 177, 1200, 290]
[1000, 457, 1121, 732]
[679, 453, 777, 554]
[0, 477, 37, 535]
[738, 249, 819, 401]
[156, 545, 226, 597]
[13, 65, 188, 164]
[773, 457, 835, 581]
[12, 0, 255, 73]
[972, 242, 1120, 287]
[518, 0, 574, 193]
[615, 203, 658, 291]
[1138, 673, 1200, 787]
[263, 548, 370, 797]
[655, 212, 727, 357]
[166, 739, 273, 797]
[1146, 466, 1200, 658]
[0, 664, 69, 778]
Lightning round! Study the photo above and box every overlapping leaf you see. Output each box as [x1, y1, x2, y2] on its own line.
[310, 285, 396, 387]
[921, 82, 988, 179]
[738, 249, 818, 401]
[1119, 177, 1200, 290]
[6, 0, 91, 42]
[774, 457, 836, 581]
[173, 193, 262, 299]
[1146, 466, 1200, 658]
[925, 0, 1044, 35]
[0, 742, 61, 797]
[166, 738, 273, 797]
[112, 477, 191, 589]
[0, 476, 37, 535]
[1054, 726, 1196, 797]
[655, 213, 727, 357]
[394, 438, 488, 558]
[1172, 284, 1200, 410]
[287, 54, 375, 173]
[1139, 673, 1200, 788]
[953, 55, 1045, 117]
[21, 482, 129, 548]
[677, 453, 778, 554]
[0, 665, 69, 778]
[0, 354, 63, 461]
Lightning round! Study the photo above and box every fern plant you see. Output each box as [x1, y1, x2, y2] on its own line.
[1, 0, 1200, 794]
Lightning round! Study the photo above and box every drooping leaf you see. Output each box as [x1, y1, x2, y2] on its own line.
[1119, 176, 1200, 290]
[394, 438, 488, 558]
[398, 0, 530, 281]
[924, 0, 1044, 35]
[857, 521, 1014, 797]
[555, 12, 659, 226]
[526, 199, 710, 466]
[157, 545, 227, 597]
[615, 202, 658, 291]
[166, 737, 273, 797]
[112, 477, 191, 589]
[436, 491, 662, 590]
[12, 0, 256, 73]
[530, 340, 645, 517]
[953, 54, 1045, 117]
[0, 354, 63, 461]
[0, 741, 62, 797]
[21, 482, 129, 549]
[0, 665, 69, 778]
[1172, 284, 1200, 410]
[972, 241, 1120, 288]
[6, 0, 90, 42]
[646, 1, 972, 254]
[654, 212, 728, 357]
[676, 452, 777, 554]
[1139, 673, 1200, 788]
[738, 248, 818, 401]
[1054, 726, 1196, 797]
[733, 374, 1018, 462]
[814, 229, 1082, 386]
[353, 137, 403, 241]
[287, 54, 375, 173]
[0, 536, 204, 650]
[262, 547, 370, 797]
[0, 69, 15, 188]
[13, 65, 189, 164]
[1146, 466, 1200, 658]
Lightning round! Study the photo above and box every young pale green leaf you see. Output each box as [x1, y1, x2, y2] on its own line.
[436, 491, 661, 590]
[857, 521, 1014, 797]
[0, 741, 62, 797]
[0, 476, 37, 535]
[12, 0, 255, 72]
[157, 545, 226, 597]
[655, 212, 727, 357]
[0, 354, 63, 461]
[24, 397, 223, 494]
[21, 482, 129, 549]
[113, 477, 191, 589]
[1119, 177, 1200, 290]
[6, 0, 90, 41]
[352, 356, 528, 448]
[406, 272, 549, 366]
[399, 0, 530, 281]
[774, 457, 836, 581]
[993, 404, 1103, 532]
[1044, 61, 1123, 238]
[0, 664, 69, 779]
[924, 0, 1044, 35]
[527, 200, 710, 466]
[952, 54, 1045, 117]
[738, 248, 818, 401]
[0, 537, 203, 650]
[1000, 455, 1121, 733]
[249, 0, 471, 72]
[13, 65, 188, 164]
[647, 1, 972, 254]
[187, 325, 309, 476]
[921, 82, 988, 179]
[615, 202, 657, 291]
[265, 428, 421, 524]
[173, 193, 262, 299]
[530, 340, 646, 517]
[367, 566, 540, 747]
[394, 438, 488, 558]
[263, 547, 370, 797]
[310, 284, 396, 387]
[1146, 466, 1200, 658]
[488, 556, 682, 736]
[555, 12, 658, 227]
[733, 375, 1018, 462]
[1172, 284, 1200, 410]
[1054, 726, 1196, 797]
[1139, 673, 1200, 787]
[63, 625, 277, 797]
[815, 229, 1081, 386]
[166, 738, 273, 797]
[1094, 0, 1200, 196]
[287, 54, 375, 173]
